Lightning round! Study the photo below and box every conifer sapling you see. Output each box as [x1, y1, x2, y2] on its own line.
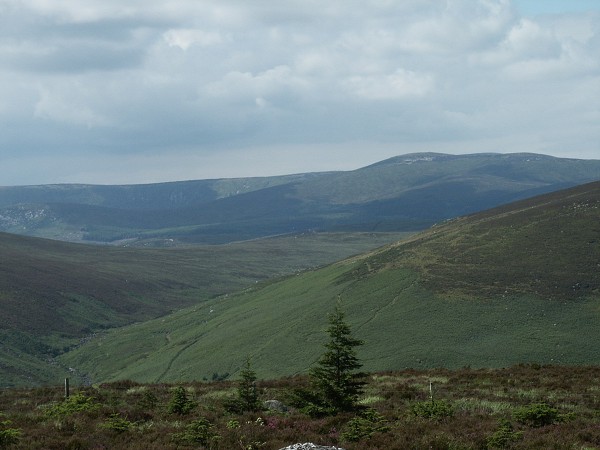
[310, 304, 365, 412]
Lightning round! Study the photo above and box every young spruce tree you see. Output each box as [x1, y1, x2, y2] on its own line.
[237, 357, 261, 412]
[310, 304, 365, 412]
[168, 386, 196, 415]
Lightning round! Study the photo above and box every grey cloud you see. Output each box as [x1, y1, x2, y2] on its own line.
[5, 42, 144, 73]
[0, 2, 175, 74]
[0, 0, 598, 186]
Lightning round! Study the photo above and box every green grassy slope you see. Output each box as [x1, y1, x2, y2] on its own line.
[60, 181, 600, 383]
[2, 152, 599, 244]
[0, 231, 407, 387]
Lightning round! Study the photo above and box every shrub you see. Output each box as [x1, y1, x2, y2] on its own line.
[301, 403, 336, 418]
[0, 420, 21, 448]
[486, 420, 523, 449]
[513, 403, 564, 428]
[286, 387, 335, 418]
[99, 413, 133, 433]
[341, 408, 390, 442]
[136, 389, 158, 410]
[226, 419, 241, 429]
[172, 417, 220, 446]
[411, 399, 454, 420]
[43, 393, 99, 418]
[211, 372, 230, 381]
[167, 386, 196, 415]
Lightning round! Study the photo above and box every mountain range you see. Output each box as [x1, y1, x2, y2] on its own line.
[2, 152, 599, 245]
[0, 152, 599, 386]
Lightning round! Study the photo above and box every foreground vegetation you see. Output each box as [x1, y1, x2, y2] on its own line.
[1, 365, 598, 449]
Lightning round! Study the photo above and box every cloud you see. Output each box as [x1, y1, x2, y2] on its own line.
[343, 69, 435, 100]
[473, 15, 599, 82]
[34, 85, 111, 127]
[164, 29, 227, 50]
[398, 0, 515, 53]
[0, 0, 598, 185]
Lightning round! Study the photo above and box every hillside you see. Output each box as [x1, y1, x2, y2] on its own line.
[60, 181, 600, 383]
[0, 173, 318, 210]
[0, 231, 406, 387]
[1, 152, 599, 244]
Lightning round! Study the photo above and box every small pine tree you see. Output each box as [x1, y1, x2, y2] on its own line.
[237, 358, 261, 412]
[167, 386, 196, 415]
[310, 304, 365, 412]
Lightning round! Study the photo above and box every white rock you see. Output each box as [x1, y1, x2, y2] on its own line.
[278, 444, 345, 450]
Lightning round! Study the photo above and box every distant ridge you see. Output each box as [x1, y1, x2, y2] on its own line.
[1, 152, 598, 245]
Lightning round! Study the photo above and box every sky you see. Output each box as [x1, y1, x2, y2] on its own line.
[0, 0, 599, 186]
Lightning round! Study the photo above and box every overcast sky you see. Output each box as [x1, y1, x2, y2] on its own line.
[1, 0, 599, 186]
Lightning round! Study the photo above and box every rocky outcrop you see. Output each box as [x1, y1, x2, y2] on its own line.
[278, 444, 345, 450]
[263, 399, 288, 413]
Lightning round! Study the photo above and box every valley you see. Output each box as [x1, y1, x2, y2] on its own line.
[59, 180, 600, 384]
[0, 152, 598, 390]
[0, 230, 408, 387]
